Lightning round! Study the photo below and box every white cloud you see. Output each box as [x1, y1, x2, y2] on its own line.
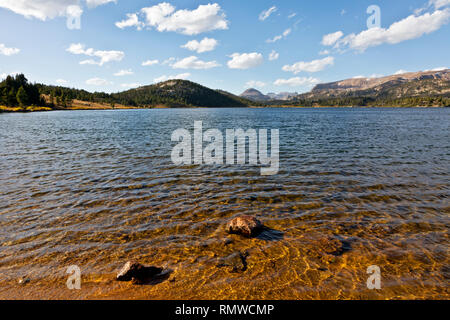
[0, 43, 20, 56]
[282, 56, 335, 74]
[66, 5, 82, 19]
[67, 43, 124, 66]
[118, 3, 229, 35]
[0, 0, 115, 21]
[341, 9, 346, 16]
[142, 59, 159, 66]
[352, 74, 384, 79]
[321, 31, 344, 46]
[0, 0, 78, 20]
[426, 66, 448, 71]
[259, 6, 277, 21]
[319, 50, 330, 55]
[227, 52, 264, 70]
[114, 69, 134, 76]
[85, 0, 116, 9]
[429, 0, 450, 9]
[0, 71, 20, 79]
[171, 56, 220, 69]
[394, 69, 408, 75]
[266, 28, 291, 43]
[116, 13, 144, 30]
[333, 9, 450, 52]
[154, 73, 190, 83]
[86, 77, 111, 86]
[181, 37, 218, 53]
[288, 13, 297, 19]
[274, 77, 320, 87]
[245, 80, 266, 88]
[55, 79, 68, 85]
[120, 83, 141, 88]
[79, 59, 98, 65]
[269, 50, 279, 61]
[163, 57, 176, 65]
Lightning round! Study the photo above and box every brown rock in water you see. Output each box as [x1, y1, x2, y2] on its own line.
[226, 215, 263, 237]
[116, 261, 163, 282]
[317, 236, 351, 257]
[216, 251, 249, 273]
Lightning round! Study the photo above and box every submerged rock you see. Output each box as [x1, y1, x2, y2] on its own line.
[116, 261, 163, 282]
[216, 251, 249, 273]
[317, 236, 351, 257]
[226, 215, 264, 237]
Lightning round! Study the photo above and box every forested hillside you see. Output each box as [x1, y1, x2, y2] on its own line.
[0, 74, 44, 107]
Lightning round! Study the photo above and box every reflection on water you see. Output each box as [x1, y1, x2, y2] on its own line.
[0, 108, 449, 299]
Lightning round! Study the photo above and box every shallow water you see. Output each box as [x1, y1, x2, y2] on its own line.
[0, 108, 448, 299]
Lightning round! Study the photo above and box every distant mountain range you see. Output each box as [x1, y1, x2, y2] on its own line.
[240, 88, 298, 102]
[291, 69, 450, 107]
[3, 69, 449, 110]
[303, 69, 450, 99]
[239, 69, 450, 107]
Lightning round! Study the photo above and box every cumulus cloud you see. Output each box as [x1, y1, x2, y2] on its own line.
[154, 73, 190, 83]
[0, 0, 77, 20]
[321, 31, 344, 46]
[282, 56, 335, 74]
[0, 43, 20, 56]
[86, 77, 111, 86]
[67, 43, 124, 66]
[227, 52, 264, 70]
[171, 56, 220, 69]
[55, 79, 68, 85]
[85, 0, 116, 9]
[418, 0, 450, 13]
[266, 28, 291, 43]
[142, 59, 159, 66]
[430, 0, 450, 8]
[425, 66, 448, 71]
[117, 3, 229, 35]
[394, 69, 409, 75]
[181, 37, 218, 53]
[259, 6, 277, 21]
[0, 71, 20, 79]
[116, 13, 144, 30]
[114, 69, 134, 76]
[245, 80, 266, 88]
[120, 83, 141, 88]
[330, 9, 450, 52]
[269, 50, 279, 61]
[0, 0, 115, 21]
[319, 50, 330, 55]
[274, 77, 320, 87]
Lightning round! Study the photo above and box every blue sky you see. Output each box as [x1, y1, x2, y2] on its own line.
[0, 0, 449, 95]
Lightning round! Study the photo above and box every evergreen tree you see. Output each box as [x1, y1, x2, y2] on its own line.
[7, 88, 16, 106]
[16, 86, 29, 108]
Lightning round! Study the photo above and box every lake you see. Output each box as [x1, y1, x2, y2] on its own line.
[0, 107, 448, 299]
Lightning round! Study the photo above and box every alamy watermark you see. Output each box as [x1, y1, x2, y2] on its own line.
[171, 121, 279, 176]
[367, 5, 381, 29]
[66, 265, 81, 290]
[367, 265, 381, 290]
[66, 5, 82, 30]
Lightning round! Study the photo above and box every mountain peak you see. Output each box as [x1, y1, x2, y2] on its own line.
[240, 88, 270, 102]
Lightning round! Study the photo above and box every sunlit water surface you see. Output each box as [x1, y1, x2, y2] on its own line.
[0, 108, 448, 299]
